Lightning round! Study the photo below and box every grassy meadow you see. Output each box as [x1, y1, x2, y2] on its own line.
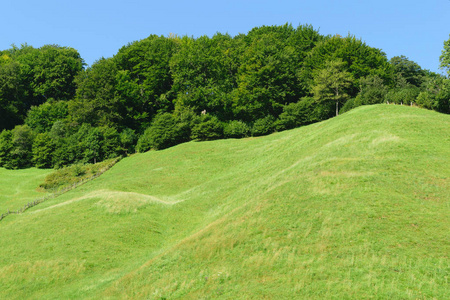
[0, 167, 52, 213]
[0, 105, 448, 299]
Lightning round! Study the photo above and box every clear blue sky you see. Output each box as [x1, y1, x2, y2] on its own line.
[2, 0, 449, 74]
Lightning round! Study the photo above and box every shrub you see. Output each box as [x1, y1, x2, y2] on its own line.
[251, 116, 275, 137]
[39, 158, 118, 191]
[274, 98, 315, 131]
[385, 86, 420, 105]
[224, 120, 250, 138]
[136, 113, 187, 152]
[190, 115, 223, 141]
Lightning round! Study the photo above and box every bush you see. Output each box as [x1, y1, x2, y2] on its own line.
[136, 113, 187, 152]
[357, 75, 388, 105]
[340, 97, 357, 114]
[224, 120, 250, 138]
[274, 98, 315, 131]
[251, 116, 275, 136]
[385, 86, 420, 105]
[39, 158, 119, 191]
[190, 115, 223, 141]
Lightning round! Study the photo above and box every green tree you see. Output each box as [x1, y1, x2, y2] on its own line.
[79, 125, 102, 164]
[232, 24, 318, 121]
[28, 45, 84, 100]
[10, 125, 35, 169]
[115, 35, 179, 130]
[304, 35, 391, 96]
[136, 113, 188, 152]
[119, 128, 137, 155]
[0, 61, 26, 130]
[417, 76, 450, 113]
[440, 35, 450, 77]
[390, 56, 425, 87]
[223, 120, 250, 138]
[0, 130, 13, 168]
[312, 60, 354, 117]
[274, 97, 316, 131]
[358, 75, 388, 103]
[251, 115, 275, 137]
[70, 58, 120, 128]
[25, 100, 68, 133]
[98, 126, 121, 160]
[342, 75, 388, 113]
[32, 132, 55, 168]
[385, 86, 420, 105]
[0, 44, 83, 130]
[170, 34, 238, 120]
[191, 114, 224, 141]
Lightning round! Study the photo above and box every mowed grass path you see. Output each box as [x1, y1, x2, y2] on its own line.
[0, 167, 52, 213]
[0, 105, 448, 299]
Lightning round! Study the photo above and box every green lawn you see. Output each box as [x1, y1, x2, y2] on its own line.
[0, 105, 448, 299]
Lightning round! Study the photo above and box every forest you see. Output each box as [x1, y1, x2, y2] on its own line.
[1, 24, 449, 169]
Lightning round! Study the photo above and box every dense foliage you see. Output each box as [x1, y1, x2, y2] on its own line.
[1, 24, 449, 169]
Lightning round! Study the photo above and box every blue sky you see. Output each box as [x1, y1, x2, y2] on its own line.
[2, 0, 449, 74]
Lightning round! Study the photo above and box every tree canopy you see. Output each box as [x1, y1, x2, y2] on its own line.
[0, 24, 448, 169]
[440, 35, 450, 77]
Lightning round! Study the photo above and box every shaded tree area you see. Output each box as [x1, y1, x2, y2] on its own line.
[0, 44, 84, 130]
[0, 24, 449, 169]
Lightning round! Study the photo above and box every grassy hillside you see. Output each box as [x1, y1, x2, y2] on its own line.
[0, 167, 52, 213]
[0, 105, 448, 299]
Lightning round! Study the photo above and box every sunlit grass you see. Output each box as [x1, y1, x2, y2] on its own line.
[0, 167, 52, 213]
[0, 105, 448, 299]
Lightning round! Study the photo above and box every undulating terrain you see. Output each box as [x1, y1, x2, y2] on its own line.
[0, 105, 448, 299]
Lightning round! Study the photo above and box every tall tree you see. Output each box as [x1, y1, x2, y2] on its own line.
[25, 100, 68, 133]
[0, 61, 25, 129]
[389, 55, 425, 87]
[9, 125, 35, 169]
[115, 35, 179, 130]
[32, 132, 55, 168]
[170, 34, 239, 120]
[312, 59, 353, 117]
[69, 58, 120, 128]
[440, 35, 450, 77]
[232, 24, 312, 121]
[304, 35, 391, 96]
[0, 44, 83, 130]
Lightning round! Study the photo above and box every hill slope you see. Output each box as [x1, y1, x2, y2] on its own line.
[0, 167, 51, 213]
[0, 105, 449, 299]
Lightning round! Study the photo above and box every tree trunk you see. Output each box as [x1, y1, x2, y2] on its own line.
[335, 88, 339, 116]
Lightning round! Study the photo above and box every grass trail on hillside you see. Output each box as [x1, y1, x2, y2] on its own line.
[0, 105, 448, 299]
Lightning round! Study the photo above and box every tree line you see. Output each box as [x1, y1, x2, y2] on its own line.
[1, 24, 449, 169]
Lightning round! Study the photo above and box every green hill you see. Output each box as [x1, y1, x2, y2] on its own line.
[0, 167, 52, 213]
[0, 105, 448, 299]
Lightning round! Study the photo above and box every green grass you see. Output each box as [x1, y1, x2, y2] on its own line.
[0, 105, 448, 299]
[0, 167, 52, 213]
